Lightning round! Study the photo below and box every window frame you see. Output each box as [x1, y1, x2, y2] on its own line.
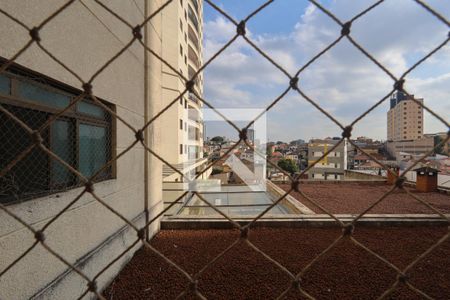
[0, 65, 116, 204]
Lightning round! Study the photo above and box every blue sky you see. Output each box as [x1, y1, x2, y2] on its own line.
[201, 0, 450, 142]
[204, 1, 310, 35]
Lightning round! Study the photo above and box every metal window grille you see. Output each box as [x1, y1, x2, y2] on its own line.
[0, 0, 449, 299]
[0, 67, 113, 205]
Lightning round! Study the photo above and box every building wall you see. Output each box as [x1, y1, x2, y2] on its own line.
[387, 97, 424, 142]
[307, 140, 347, 180]
[387, 136, 434, 159]
[426, 132, 450, 156]
[0, 1, 163, 299]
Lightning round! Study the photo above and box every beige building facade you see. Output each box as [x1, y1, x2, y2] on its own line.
[161, 0, 204, 171]
[386, 91, 435, 159]
[387, 137, 435, 160]
[387, 91, 424, 142]
[307, 139, 349, 180]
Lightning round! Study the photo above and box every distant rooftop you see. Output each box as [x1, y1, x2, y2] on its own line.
[279, 182, 450, 215]
[390, 90, 419, 109]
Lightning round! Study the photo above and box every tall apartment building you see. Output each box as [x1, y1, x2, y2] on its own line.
[386, 91, 435, 159]
[387, 91, 424, 142]
[161, 0, 206, 181]
[307, 138, 351, 180]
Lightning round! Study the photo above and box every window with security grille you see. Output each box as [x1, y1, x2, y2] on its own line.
[0, 69, 114, 204]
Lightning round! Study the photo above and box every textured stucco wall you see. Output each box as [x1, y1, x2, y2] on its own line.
[0, 1, 162, 299]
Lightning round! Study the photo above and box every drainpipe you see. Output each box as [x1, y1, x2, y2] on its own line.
[143, 0, 163, 242]
[143, 0, 150, 242]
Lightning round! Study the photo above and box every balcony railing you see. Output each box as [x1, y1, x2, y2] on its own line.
[188, 25, 200, 52]
[191, 0, 199, 14]
[188, 65, 201, 91]
[188, 106, 200, 121]
[188, 92, 200, 105]
[188, 45, 200, 69]
[188, 125, 201, 141]
[188, 65, 195, 79]
[188, 5, 199, 32]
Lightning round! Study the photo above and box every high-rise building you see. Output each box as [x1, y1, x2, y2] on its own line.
[387, 91, 424, 142]
[161, 0, 206, 180]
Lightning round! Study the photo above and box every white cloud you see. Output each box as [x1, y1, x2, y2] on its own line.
[203, 0, 450, 141]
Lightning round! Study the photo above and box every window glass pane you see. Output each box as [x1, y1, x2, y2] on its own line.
[0, 74, 11, 95]
[0, 105, 49, 203]
[17, 80, 70, 109]
[79, 124, 108, 178]
[77, 101, 105, 119]
[50, 120, 75, 187]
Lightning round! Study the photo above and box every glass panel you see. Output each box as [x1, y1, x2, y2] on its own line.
[191, 0, 199, 12]
[227, 206, 269, 215]
[179, 206, 217, 216]
[163, 203, 183, 215]
[50, 120, 75, 187]
[227, 192, 272, 205]
[79, 124, 108, 178]
[17, 80, 70, 109]
[188, 6, 199, 31]
[0, 74, 11, 95]
[77, 101, 105, 119]
[0, 105, 49, 203]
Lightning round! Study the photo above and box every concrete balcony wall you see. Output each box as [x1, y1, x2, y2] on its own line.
[0, 1, 163, 299]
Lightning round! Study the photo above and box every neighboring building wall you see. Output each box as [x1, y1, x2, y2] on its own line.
[426, 132, 450, 156]
[387, 137, 434, 159]
[0, 1, 163, 299]
[387, 92, 424, 142]
[344, 170, 385, 181]
[307, 139, 347, 180]
[161, 0, 204, 165]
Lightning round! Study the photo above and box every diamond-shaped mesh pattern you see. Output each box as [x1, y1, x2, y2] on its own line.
[0, 0, 449, 299]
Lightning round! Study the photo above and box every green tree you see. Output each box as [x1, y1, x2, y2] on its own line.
[266, 145, 273, 158]
[211, 136, 224, 144]
[277, 159, 299, 175]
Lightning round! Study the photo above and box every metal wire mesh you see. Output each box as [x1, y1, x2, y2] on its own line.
[0, 73, 113, 205]
[0, 0, 449, 299]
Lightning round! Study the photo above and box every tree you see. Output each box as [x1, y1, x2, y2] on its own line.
[277, 159, 299, 175]
[211, 136, 224, 144]
[266, 145, 273, 158]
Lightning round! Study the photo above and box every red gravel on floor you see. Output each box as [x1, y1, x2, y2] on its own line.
[103, 227, 450, 299]
[278, 182, 450, 214]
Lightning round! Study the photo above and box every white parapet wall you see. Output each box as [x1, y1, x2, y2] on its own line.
[266, 180, 315, 215]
